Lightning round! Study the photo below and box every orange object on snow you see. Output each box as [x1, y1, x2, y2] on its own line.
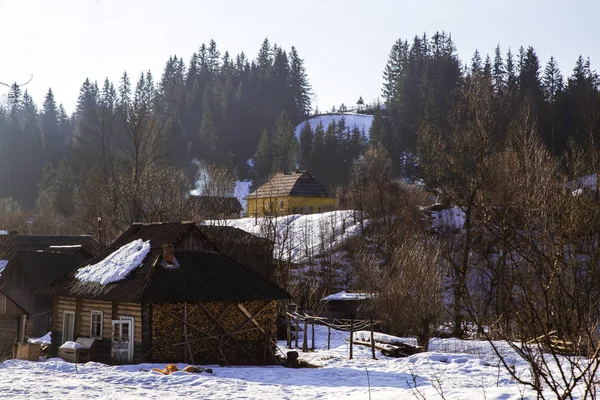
[151, 364, 180, 375]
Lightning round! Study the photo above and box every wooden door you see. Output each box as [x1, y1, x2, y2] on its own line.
[111, 319, 133, 364]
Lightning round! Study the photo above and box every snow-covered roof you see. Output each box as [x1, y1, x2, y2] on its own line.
[28, 332, 51, 346]
[75, 239, 151, 285]
[322, 291, 374, 301]
[59, 341, 84, 349]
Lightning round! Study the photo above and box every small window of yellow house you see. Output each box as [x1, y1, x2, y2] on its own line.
[280, 200, 285, 209]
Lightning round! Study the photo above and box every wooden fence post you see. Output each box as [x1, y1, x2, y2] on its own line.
[286, 313, 292, 349]
[349, 318, 354, 360]
[295, 317, 299, 349]
[370, 318, 376, 360]
[311, 319, 315, 350]
[327, 325, 331, 350]
[302, 319, 308, 352]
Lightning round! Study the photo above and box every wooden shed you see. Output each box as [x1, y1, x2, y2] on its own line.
[49, 222, 290, 365]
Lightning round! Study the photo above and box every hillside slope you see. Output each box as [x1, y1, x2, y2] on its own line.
[294, 113, 374, 140]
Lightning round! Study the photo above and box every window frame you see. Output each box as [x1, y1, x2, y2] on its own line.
[62, 311, 75, 344]
[90, 310, 104, 339]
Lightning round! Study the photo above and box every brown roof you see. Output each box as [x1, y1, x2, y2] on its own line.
[111, 222, 216, 251]
[246, 170, 333, 199]
[50, 250, 289, 303]
[0, 234, 97, 257]
[48, 222, 289, 303]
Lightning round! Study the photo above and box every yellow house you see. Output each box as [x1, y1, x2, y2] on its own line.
[246, 170, 336, 217]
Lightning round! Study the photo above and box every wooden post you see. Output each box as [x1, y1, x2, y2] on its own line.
[183, 302, 188, 363]
[302, 319, 308, 352]
[311, 319, 315, 350]
[286, 313, 292, 349]
[295, 317, 299, 349]
[370, 318, 376, 360]
[327, 325, 331, 350]
[349, 318, 354, 360]
[18, 314, 27, 343]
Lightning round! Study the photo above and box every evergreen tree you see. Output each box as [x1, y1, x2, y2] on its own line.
[299, 121, 314, 170]
[289, 46, 312, 119]
[492, 44, 506, 96]
[542, 56, 563, 104]
[41, 88, 63, 165]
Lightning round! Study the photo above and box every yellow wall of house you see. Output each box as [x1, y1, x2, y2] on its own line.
[247, 196, 336, 216]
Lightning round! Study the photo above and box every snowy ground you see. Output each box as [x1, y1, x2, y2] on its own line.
[205, 210, 366, 263]
[0, 325, 585, 399]
[294, 113, 373, 140]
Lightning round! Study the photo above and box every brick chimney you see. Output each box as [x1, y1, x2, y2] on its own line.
[162, 244, 175, 265]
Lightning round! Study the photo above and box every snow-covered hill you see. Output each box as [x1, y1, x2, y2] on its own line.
[294, 113, 374, 140]
[204, 210, 366, 263]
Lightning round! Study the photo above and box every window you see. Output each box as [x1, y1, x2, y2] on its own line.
[91, 310, 103, 338]
[280, 200, 285, 209]
[63, 311, 75, 344]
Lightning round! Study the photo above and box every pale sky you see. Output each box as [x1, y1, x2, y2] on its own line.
[0, 0, 597, 113]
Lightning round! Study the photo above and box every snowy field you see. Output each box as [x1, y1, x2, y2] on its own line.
[0, 325, 585, 399]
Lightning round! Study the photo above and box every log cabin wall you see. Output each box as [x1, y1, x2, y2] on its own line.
[52, 297, 143, 363]
[175, 232, 218, 252]
[51, 296, 77, 351]
[0, 293, 24, 315]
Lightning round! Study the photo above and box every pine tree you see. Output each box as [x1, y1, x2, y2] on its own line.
[299, 121, 313, 170]
[542, 56, 563, 104]
[492, 45, 506, 95]
[506, 48, 518, 97]
[41, 88, 63, 166]
[271, 111, 297, 172]
[289, 46, 312, 119]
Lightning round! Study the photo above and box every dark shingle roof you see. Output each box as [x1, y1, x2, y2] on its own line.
[0, 250, 93, 309]
[111, 222, 212, 250]
[14, 251, 92, 292]
[246, 170, 333, 199]
[0, 234, 97, 256]
[52, 250, 289, 303]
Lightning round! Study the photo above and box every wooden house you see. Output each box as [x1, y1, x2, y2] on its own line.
[246, 170, 336, 217]
[49, 222, 289, 365]
[0, 233, 96, 356]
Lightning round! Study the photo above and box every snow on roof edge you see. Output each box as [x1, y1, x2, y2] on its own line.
[75, 239, 151, 285]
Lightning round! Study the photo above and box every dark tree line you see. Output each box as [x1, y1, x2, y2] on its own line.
[0, 38, 312, 210]
[1, 32, 599, 222]
[378, 31, 600, 178]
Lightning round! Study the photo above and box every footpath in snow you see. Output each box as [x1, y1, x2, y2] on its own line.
[0, 324, 573, 399]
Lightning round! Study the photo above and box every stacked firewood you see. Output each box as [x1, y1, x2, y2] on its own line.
[151, 300, 278, 365]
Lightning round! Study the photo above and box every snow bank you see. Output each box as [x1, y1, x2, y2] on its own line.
[294, 113, 373, 140]
[59, 341, 83, 349]
[322, 291, 373, 301]
[28, 332, 51, 345]
[205, 210, 366, 263]
[0, 260, 7, 274]
[75, 239, 151, 285]
[353, 331, 412, 346]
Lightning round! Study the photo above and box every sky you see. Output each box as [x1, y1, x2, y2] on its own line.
[0, 0, 597, 114]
